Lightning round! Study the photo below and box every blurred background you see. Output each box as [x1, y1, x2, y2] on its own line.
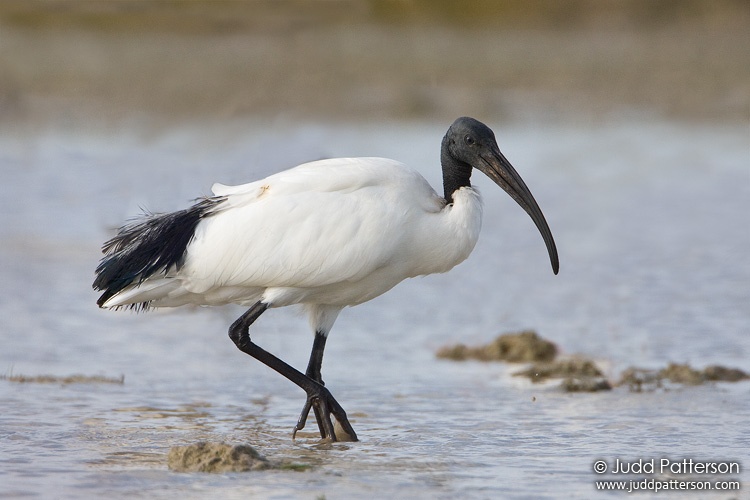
[1, 0, 747, 129]
[1, 2, 748, 498]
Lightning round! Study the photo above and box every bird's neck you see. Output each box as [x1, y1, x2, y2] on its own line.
[441, 150, 473, 204]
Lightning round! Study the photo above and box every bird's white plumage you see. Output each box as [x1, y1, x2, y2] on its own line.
[102, 157, 483, 311]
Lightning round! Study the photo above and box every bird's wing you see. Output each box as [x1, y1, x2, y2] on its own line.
[181, 158, 444, 294]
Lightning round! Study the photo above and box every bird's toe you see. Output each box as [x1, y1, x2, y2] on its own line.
[292, 387, 357, 442]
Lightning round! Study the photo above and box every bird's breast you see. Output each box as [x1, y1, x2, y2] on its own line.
[400, 185, 483, 278]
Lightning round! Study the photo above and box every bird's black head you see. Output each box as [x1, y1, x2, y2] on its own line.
[441, 116, 498, 166]
[441, 116, 559, 275]
[440, 117, 501, 202]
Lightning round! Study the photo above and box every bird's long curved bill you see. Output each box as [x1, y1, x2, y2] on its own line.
[480, 150, 559, 275]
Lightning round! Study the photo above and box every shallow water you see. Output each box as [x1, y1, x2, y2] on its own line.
[1, 119, 748, 498]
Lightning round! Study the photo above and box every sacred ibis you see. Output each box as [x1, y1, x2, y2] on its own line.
[93, 117, 559, 442]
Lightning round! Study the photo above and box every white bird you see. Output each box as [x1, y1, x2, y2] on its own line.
[94, 117, 559, 442]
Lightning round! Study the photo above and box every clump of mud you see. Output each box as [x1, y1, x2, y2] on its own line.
[436, 330, 557, 363]
[168, 442, 270, 473]
[702, 365, 750, 382]
[1, 373, 124, 385]
[437, 331, 750, 394]
[167, 442, 316, 473]
[513, 357, 612, 392]
[438, 330, 609, 391]
[513, 357, 604, 381]
[560, 376, 613, 392]
[619, 363, 750, 392]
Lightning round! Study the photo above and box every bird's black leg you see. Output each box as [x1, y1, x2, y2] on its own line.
[228, 302, 357, 442]
[295, 331, 329, 437]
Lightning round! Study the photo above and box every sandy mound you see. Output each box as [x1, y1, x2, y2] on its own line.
[167, 442, 270, 473]
[436, 330, 557, 363]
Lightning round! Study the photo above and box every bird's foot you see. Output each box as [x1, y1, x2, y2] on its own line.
[293, 384, 358, 442]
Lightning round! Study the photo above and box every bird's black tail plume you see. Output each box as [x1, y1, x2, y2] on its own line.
[93, 197, 224, 309]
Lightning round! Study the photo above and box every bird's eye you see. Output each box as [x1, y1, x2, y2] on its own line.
[464, 135, 475, 146]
